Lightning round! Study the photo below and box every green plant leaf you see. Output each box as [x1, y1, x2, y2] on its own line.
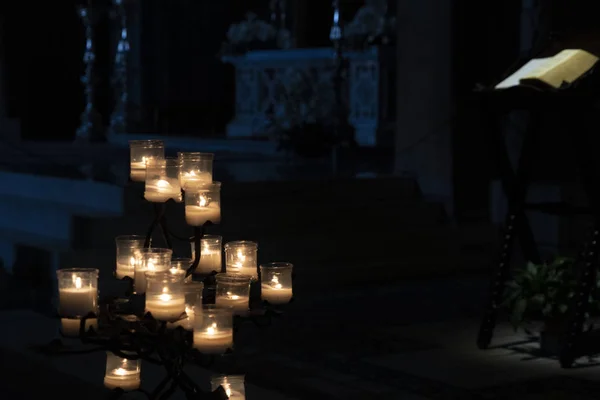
[542, 304, 553, 316]
[559, 304, 568, 314]
[531, 294, 545, 305]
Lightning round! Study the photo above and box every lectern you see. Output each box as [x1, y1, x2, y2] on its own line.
[476, 53, 600, 368]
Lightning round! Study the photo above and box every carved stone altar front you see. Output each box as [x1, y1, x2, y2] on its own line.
[222, 46, 394, 147]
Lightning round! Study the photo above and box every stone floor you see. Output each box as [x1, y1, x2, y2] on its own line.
[1, 140, 594, 398]
[2, 274, 600, 399]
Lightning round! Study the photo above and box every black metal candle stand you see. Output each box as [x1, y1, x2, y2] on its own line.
[37, 185, 295, 398]
[38, 279, 293, 400]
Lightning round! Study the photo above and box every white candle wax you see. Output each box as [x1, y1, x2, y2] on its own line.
[135, 263, 166, 294]
[167, 306, 194, 330]
[227, 265, 257, 279]
[193, 326, 233, 354]
[60, 318, 98, 337]
[195, 249, 221, 274]
[134, 270, 149, 294]
[116, 257, 137, 279]
[59, 287, 98, 317]
[145, 293, 186, 321]
[104, 369, 141, 391]
[216, 295, 249, 316]
[130, 162, 147, 182]
[185, 204, 221, 226]
[144, 178, 181, 202]
[181, 171, 212, 189]
[222, 388, 245, 400]
[261, 286, 293, 305]
[170, 267, 192, 283]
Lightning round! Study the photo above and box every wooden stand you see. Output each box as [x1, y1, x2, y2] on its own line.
[476, 65, 600, 368]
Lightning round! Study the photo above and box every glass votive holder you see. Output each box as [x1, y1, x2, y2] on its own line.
[115, 235, 145, 280]
[260, 262, 294, 305]
[193, 305, 233, 354]
[144, 158, 182, 203]
[224, 241, 258, 280]
[57, 268, 99, 319]
[178, 152, 214, 190]
[170, 257, 193, 283]
[215, 273, 251, 316]
[129, 139, 164, 182]
[191, 235, 223, 275]
[104, 352, 141, 391]
[145, 271, 186, 321]
[60, 317, 98, 338]
[134, 248, 172, 294]
[211, 375, 246, 400]
[184, 182, 221, 226]
[168, 281, 204, 330]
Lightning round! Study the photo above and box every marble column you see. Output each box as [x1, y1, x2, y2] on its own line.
[394, 0, 454, 213]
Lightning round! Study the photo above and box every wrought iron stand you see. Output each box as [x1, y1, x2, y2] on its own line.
[476, 70, 600, 368]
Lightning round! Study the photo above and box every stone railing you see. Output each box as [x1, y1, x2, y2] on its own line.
[222, 46, 395, 147]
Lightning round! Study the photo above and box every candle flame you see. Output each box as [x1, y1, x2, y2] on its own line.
[73, 275, 82, 289]
[271, 276, 282, 290]
[159, 287, 172, 302]
[148, 260, 156, 270]
[156, 179, 170, 188]
[226, 291, 240, 300]
[235, 250, 246, 266]
[184, 170, 196, 177]
[114, 368, 128, 376]
[129, 256, 136, 266]
[199, 195, 207, 207]
[206, 322, 218, 335]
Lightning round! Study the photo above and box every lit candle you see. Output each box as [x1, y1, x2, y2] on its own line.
[180, 170, 212, 189]
[197, 245, 221, 274]
[130, 156, 154, 181]
[225, 242, 258, 280]
[211, 375, 246, 400]
[193, 322, 234, 354]
[229, 250, 256, 278]
[145, 287, 186, 321]
[58, 274, 98, 318]
[167, 306, 195, 330]
[134, 259, 159, 294]
[104, 355, 141, 391]
[216, 291, 250, 316]
[116, 256, 137, 280]
[261, 276, 293, 305]
[185, 195, 221, 226]
[60, 317, 98, 337]
[144, 178, 182, 202]
[167, 281, 203, 330]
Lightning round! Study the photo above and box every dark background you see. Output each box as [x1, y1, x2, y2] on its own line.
[1, 0, 600, 142]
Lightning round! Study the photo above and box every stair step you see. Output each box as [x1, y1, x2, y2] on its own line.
[122, 178, 422, 215]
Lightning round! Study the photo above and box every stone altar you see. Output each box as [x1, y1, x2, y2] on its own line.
[222, 46, 395, 147]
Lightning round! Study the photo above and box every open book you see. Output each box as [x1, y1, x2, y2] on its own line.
[495, 49, 599, 90]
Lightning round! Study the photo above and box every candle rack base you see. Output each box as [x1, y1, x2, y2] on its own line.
[37, 307, 232, 399]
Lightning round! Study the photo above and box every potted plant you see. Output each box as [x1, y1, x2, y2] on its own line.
[502, 257, 599, 355]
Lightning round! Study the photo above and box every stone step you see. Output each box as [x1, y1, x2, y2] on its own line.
[122, 177, 423, 215]
[60, 225, 497, 289]
[73, 199, 446, 250]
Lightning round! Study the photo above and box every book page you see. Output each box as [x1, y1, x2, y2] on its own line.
[539, 49, 599, 88]
[494, 58, 552, 89]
